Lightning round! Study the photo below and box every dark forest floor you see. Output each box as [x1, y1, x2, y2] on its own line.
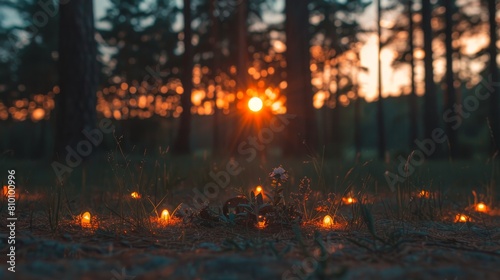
[1, 157, 500, 279]
[1, 195, 500, 280]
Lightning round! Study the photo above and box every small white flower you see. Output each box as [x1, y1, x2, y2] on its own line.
[269, 166, 288, 181]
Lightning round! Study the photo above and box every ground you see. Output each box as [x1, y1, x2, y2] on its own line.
[2, 212, 500, 279]
[1, 157, 500, 279]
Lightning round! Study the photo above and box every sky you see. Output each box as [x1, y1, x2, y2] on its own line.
[94, 0, 113, 29]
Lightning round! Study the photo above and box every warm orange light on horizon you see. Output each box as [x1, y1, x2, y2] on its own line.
[248, 97, 263, 112]
[31, 108, 45, 121]
[323, 215, 334, 227]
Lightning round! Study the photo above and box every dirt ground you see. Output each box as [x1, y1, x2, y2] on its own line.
[1, 159, 500, 279]
[1, 208, 499, 280]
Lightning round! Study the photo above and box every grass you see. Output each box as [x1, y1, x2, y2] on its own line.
[1, 151, 498, 232]
[1, 151, 500, 279]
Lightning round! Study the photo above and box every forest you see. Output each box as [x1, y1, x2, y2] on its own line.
[0, 0, 500, 279]
[0, 0, 497, 159]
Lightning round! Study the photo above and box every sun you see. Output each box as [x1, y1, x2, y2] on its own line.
[248, 97, 263, 112]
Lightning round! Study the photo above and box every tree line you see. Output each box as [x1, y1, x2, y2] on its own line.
[0, 0, 498, 160]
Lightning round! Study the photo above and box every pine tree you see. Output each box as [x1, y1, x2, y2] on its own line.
[55, 0, 98, 156]
[173, 0, 193, 154]
[422, 0, 440, 157]
[284, 0, 317, 155]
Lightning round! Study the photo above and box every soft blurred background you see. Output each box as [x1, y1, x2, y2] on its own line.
[0, 0, 498, 167]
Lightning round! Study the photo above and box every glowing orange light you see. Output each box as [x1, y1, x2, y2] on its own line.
[417, 190, 431, 198]
[2, 185, 18, 199]
[31, 108, 45, 121]
[257, 215, 266, 229]
[475, 203, 488, 213]
[131, 192, 141, 199]
[343, 197, 356, 204]
[160, 209, 170, 223]
[414, 49, 425, 59]
[81, 211, 91, 228]
[323, 215, 334, 227]
[455, 214, 469, 223]
[248, 97, 263, 112]
[255, 186, 263, 195]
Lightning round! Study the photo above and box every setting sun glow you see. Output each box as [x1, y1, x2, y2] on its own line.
[248, 97, 263, 112]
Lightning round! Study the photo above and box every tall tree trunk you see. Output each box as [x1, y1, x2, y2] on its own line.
[236, 0, 248, 93]
[284, 0, 316, 155]
[327, 2, 341, 158]
[353, 59, 361, 158]
[210, 0, 220, 155]
[444, 0, 457, 158]
[377, 0, 386, 159]
[332, 59, 341, 157]
[230, 0, 249, 153]
[422, 0, 440, 156]
[408, 0, 418, 148]
[489, 0, 499, 152]
[55, 0, 97, 157]
[173, 0, 193, 154]
[321, 6, 331, 150]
